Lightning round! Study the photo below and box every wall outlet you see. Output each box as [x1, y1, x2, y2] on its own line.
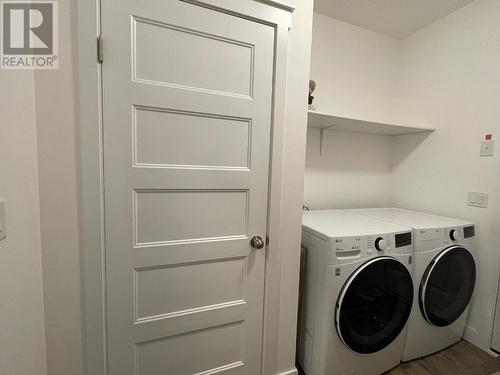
[467, 192, 489, 208]
[0, 200, 5, 241]
[480, 140, 495, 156]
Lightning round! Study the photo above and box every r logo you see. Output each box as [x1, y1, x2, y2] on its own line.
[1, 1, 58, 69]
[3, 2, 53, 54]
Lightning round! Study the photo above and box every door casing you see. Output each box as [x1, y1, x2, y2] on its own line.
[77, 1, 295, 374]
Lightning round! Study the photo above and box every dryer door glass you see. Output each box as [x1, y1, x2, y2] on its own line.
[420, 246, 476, 327]
[336, 257, 413, 354]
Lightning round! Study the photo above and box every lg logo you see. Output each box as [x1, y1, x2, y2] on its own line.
[1, 1, 58, 69]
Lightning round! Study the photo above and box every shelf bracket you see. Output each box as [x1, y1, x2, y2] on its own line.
[318, 125, 336, 155]
[319, 128, 324, 155]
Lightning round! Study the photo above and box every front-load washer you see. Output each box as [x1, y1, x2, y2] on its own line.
[349, 208, 476, 361]
[297, 210, 414, 375]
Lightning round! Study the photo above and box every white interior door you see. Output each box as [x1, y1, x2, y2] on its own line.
[101, 1, 275, 374]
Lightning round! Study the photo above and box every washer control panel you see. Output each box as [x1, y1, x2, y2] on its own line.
[333, 237, 363, 259]
[367, 235, 392, 255]
[330, 231, 413, 263]
[368, 231, 412, 256]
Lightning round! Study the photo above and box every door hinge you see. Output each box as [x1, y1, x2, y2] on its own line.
[97, 35, 103, 64]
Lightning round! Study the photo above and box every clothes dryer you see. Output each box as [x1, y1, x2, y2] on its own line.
[350, 208, 476, 361]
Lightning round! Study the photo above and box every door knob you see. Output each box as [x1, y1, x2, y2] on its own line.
[250, 236, 265, 249]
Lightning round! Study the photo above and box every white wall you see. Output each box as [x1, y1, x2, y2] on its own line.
[310, 13, 401, 123]
[34, 0, 85, 373]
[304, 129, 392, 209]
[393, 0, 500, 350]
[0, 72, 47, 374]
[306, 14, 399, 209]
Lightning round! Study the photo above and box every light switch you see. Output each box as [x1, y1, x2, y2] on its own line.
[476, 193, 488, 206]
[480, 140, 495, 156]
[467, 192, 489, 208]
[467, 192, 476, 205]
[0, 200, 5, 241]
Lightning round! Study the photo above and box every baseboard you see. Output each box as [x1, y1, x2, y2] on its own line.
[276, 368, 298, 375]
[463, 332, 497, 357]
[486, 348, 500, 358]
[463, 325, 485, 350]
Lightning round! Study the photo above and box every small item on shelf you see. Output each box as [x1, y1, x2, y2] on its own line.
[308, 80, 316, 109]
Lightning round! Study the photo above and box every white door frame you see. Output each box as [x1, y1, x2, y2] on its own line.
[77, 1, 295, 374]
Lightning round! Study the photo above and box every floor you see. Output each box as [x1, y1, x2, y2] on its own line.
[297, 341, 500, 375]
[386, 341, 500, 375]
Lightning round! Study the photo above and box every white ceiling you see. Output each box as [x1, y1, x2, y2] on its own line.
[313, 0, 474, 39]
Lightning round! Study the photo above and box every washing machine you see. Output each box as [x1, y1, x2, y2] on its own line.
[349, 208, 476, 361]
[297, 210, 414, 375]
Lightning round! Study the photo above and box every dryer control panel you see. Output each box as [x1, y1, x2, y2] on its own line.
[415, 225, 475, 251]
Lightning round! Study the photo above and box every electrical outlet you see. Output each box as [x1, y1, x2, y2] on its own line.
[467, 192, 489, 208]
[480, 140, 495, 156]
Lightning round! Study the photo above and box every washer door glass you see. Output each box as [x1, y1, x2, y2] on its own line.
[420, 246, 476, 327]
[336, 257, 413, 354]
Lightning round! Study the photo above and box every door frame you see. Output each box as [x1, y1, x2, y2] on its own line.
[77, 1, 295, 374]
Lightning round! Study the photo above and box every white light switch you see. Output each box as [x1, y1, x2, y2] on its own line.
[0, 200, 5, 241]
[467, 192, 476, 204]
[480, 140, 495, 156]
[467, 192, 489, 208]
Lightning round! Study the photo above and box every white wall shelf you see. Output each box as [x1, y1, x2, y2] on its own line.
[308, 110, 434, 135]
[308, 110, 434, 154]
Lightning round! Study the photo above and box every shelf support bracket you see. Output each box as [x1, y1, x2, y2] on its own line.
[319, 128, 324, 155]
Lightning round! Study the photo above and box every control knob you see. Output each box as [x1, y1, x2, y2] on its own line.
[375, 237, 388, 251]
[450, 229, 462, 241]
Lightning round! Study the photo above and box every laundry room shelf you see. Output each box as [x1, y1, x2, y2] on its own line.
[308, 110, 434, 136]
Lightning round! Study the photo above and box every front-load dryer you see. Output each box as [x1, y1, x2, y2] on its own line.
[297, 210, 414, 375]
[349, 208, 476, 361]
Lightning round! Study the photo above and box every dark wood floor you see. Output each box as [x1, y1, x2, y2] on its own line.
[297, 341, 500, 375]
[386, 340, 500, 375]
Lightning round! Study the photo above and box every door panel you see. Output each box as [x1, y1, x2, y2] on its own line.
[134, 189, 248, 245]
[101, 1, 274, 374]
[136, 322, 245, 375]
[134, 257, 245, 321]
[133, 106, 251, 169]
[133, 15, 254, 97]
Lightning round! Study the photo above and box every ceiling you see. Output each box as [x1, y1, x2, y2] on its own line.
[313, 0, 474, 39]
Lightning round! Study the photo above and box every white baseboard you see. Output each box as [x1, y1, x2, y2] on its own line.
[463, 328, 497, 357]
[486, 348, 499, 357]
[276, 368, 298, 375]
[463, 325, 485, 350]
